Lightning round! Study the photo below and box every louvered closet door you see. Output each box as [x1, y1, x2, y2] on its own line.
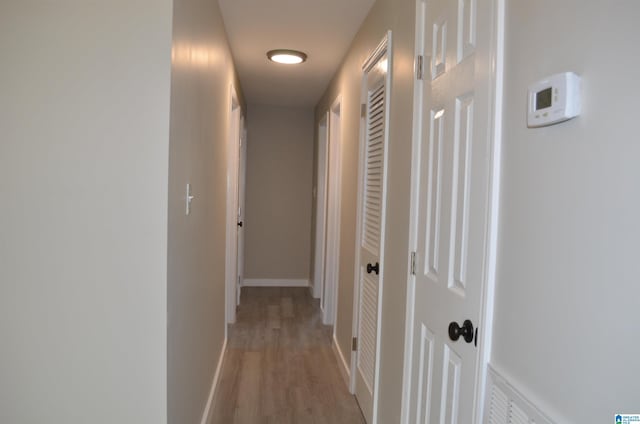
[355, 46, 389, 424]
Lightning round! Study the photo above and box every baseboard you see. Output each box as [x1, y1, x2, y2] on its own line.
[200, 337, 227, 424]
[242, 278, 309, 287]
[332, 334, 351, 389]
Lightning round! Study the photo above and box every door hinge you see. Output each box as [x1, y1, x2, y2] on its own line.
[410, 251, 416, 275]
[352, 337, 358, 351]
[361, 103, 367, 118]
[416, 55, 424, 80]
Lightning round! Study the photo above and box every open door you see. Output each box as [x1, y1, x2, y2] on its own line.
[236, 117, 247, 306]
[353, 32, 392, 424]
[225, 86, 242, 325]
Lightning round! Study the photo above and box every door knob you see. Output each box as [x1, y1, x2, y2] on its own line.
[448, 320, 474, 343]
[366, 262, 379, 275]
[237, 221, 243, 227]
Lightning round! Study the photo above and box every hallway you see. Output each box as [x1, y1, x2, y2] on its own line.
[4, 1, 640, 422]
[211, 288, 365, 423]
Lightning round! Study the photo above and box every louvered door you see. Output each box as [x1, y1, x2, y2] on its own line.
[355, 35, 390, 424]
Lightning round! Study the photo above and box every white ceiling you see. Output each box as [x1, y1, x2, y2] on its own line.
[218, 0, 376, 107]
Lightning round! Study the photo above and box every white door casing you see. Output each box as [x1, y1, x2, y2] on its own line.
[323, 99, 342, 326]
[236, 117, 247, 306]
[402, 0, 503, 423]
[314, 114, 329, 307]
[353, 32, 392, 424]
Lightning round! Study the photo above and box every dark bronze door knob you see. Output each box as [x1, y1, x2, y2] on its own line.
[448, 320, 474, 343]
[366, 262, 379, 275]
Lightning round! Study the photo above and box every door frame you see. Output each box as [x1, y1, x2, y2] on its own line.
[323, 96, 342, 326]
[399, 0, 505, 422]
[236, 116, 247, 307]
[350, 31, 393, 423]
[225, 84, 242, 327]
[313, 112, 330, 306]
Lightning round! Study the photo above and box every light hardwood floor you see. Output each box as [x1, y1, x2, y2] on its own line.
[211, 287, 366, 424]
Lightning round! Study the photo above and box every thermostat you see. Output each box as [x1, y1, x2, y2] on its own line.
[527, 72, 581, 128]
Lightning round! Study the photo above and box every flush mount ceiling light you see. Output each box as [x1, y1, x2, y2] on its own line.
[267, 49, 307, 65]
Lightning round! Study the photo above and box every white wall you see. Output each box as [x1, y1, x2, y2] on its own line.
[0, 1, 172, 422]
[314, 0, 416, 421]
[491, 1, 640, 422]
[244, 104, 314, 281]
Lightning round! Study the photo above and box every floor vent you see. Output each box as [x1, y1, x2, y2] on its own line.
[485, 365, 555, 424]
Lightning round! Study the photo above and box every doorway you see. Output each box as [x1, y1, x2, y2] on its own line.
[322, 98, 342, 326]
[236, 116, 247, 307]
[313, 113, 329, 311]
[225, 85, 243, 325]
[351, 33, 392, 424]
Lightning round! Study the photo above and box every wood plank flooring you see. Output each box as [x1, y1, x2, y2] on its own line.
[211, 287, 366, 424]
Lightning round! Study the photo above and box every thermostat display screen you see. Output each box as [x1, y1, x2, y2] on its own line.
[536, 87, 553, 110]
[527, 72, 580, 128]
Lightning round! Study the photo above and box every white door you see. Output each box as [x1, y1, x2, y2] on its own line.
[236, 120, 247, 305]
[405, 0, 500, 422]
[354, 34, 391, 424]
[225, 88, 241, 324]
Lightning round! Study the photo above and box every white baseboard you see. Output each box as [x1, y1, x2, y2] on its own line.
[242, 278, 309, 287]
[332, 334, 351, 389]
[200, 338, 227, 424]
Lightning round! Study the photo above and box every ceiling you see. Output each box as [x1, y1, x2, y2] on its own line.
[218, 0, 376, 108]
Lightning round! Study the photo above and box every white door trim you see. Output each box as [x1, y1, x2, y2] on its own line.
[399, 0, 428, 420]
[313, 113, 330, 302]
[323, 96, 342, 326]
[351, 94, 365, 395]
[236, 116, 247, 307]
[472, 0, 505, 420]
[399, 0, 505, 422]
[351, 31, 393, 424]
[225, 84, 241, 327]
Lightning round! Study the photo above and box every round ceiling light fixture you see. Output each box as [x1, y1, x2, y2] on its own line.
[267, 49, 308, 65]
